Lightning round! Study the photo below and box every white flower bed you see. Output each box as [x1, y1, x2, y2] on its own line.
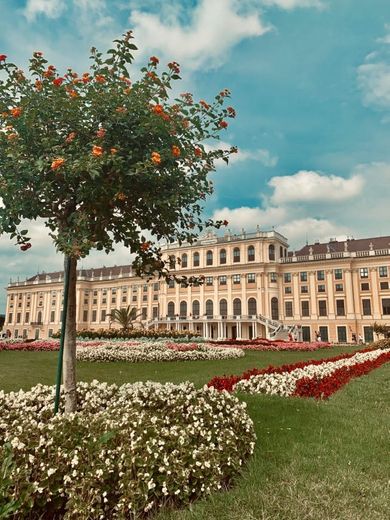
[76, 341, 244, 362]
[234, 348, 390, 396]
[0, 380, 255, 519]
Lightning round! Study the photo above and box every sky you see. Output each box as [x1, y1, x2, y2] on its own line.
[1, 0, 390, 311]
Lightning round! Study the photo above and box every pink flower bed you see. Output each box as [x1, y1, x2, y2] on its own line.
[0, 340, 59, 351]
[214, 338, 331, 351]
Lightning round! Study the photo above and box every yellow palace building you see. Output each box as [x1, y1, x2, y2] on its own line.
[4, 228, 390, 343]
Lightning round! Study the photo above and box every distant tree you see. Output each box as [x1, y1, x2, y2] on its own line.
[108, 306, 142, 332]
[0, 33, 235, 412]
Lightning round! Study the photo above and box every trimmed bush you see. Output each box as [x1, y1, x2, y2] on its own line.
[0, 381, 255, 519]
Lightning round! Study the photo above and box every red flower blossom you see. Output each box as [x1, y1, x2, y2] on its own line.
[52, 77, 64, 86]
[223, 219, 229, 226]
[20, 243, 32, 251]
[168, 61, 180, 73]
[149, 56, 159, 65]
[96, 128, 106, 138]
[171, 145, 181, 157]
[219, 120, 228, 129]
[0, 54, 7, 62]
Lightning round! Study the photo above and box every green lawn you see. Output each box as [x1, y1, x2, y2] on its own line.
[1, 345, 389, 520]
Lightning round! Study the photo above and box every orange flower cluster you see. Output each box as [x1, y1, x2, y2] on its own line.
[199, 100, 210, 110]
[10, 107, 22, 117]
[35, 80, 43, 91]
[92, 145, 103, 157]
[95, 74, 106, 84]
[153, 104, 164, 115]
[168, 61, 180, 74]
[116, 192, 127, 201]
[140, 241, 151, 251]
[68, 89, 78, 98]
[51, 158, 65, 170]
[151, 152, 161, 165]
[116, 106, 127, 113]
[149, 56, 159, 65]
[172, 145, 180, 158]
[194, 147, 202, 157]
[52, 77, 64, 87]
[65, 132, 76, 143]
[43, 65, 56, 78]
[110, 147, 118, 155]
[219, 120, 228, 129]
[82, 73, 90, 84]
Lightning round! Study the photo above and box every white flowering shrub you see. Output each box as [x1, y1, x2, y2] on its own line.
[0, 381, 255, 519]
[76, 342, 244, 363]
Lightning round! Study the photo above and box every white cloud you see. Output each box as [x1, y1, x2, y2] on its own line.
[277, 218, 347, 245]
[23, 0, 66, 21]
[268, 170, 364, 204]
[130, 0, 270, 70]
[260, 0, 324, 9]
[212, 205, 287, 229]
[357, 62, 390, 109]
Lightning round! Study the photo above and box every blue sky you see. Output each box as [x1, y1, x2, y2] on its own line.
[1, 0, 390, 311]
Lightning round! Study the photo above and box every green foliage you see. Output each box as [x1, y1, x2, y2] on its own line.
[52, 328, 201, 340]
[107, 305, 142, 331]
[0, 32, 236, 282]
[372, 322, 390, 338]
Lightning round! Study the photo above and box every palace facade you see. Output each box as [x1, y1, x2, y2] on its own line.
[4, 228, 390, 343]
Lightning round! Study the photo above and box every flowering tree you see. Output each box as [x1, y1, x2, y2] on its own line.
[0, 33, 235, 412]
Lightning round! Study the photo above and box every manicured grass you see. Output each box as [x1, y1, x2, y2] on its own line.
[1, 345, 389, 520]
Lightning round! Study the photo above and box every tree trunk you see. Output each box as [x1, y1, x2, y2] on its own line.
[63, 255, 78, 413]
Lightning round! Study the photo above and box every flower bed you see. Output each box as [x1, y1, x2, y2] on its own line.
[0, 381, 255, 519]
[76, 342, 244, 362]
[0, 339, 59, 351]
[207, 347, 390, 394]
[231, 348, 390, 398]
[52, 328, 202, 340]
[214, 338, 331, 352]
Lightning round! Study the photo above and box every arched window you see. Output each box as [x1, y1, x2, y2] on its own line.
[205, 299, 214, 317]
[181, 253, 188, 268]
[279, 246, 283, 259]
[233, 247, 240, 263]
[167, 302, 175, 317]
[179, 300, 187, 317]
[169, 255, 176, 269]
[206, 250, 213, 266]
[269, 244, 275, 261]
[37, 311, 42, 323]
[193, 252, 200, 267]
[219, 249, 226, 264]
[248, 297, 257, 316]
[248, 245, 255, 262]
[271, 297, 279, 320]
[233, 298, 241, 316]
[192, 300, 200, 317]
[219, 299, 228, 317]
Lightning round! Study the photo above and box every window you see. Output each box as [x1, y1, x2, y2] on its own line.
[25, 312, 29, 323]
[285, 301, 293, 317]
[219, 299, 228, 317]
[93, 298, 98, 305]
[360, 267, 368, 278]
[248, 298, 257, 315]
[205, 299, 213, 317]
[93, 290, 98, 296]
[334, 269, 343, 280]
[233, 248, 240, 263]
[101, 309, 106, 321]
[142, 295, 147, 302]
[206, 250, 213, 266]
[337, 326, 347, 343]
[268, 244, 275, 261]
[317, 270, 325, 281]
[336, 299, 345, 316]
[84, 299, 88, 305]
[219, 276, 227, 286]
[193, 252, 200, 267]
[301, 285, 308, 293]
[361, 283, 370, 291]
[143, 285, 148, 293]
[168, 279, 175, 289]
[285, 286, 292, 294]
[169, 255, 176, 269]
[380, 281, 389, 290]
[205, 276, 213, 286]
[14, 330, 18, 339]
[181, 253, 188, 268]
[8, 313, 12, 323]
[301, 301, 310, 317]
[233, 298, 241, 316]
[167, 302, 175, 317]
[284, 273, 291, 283]
[382, 298, 390, 315]
[16, 313, 21, 323]
[37, 311, 42, 324]
[153, 282, 159, 291]
[248, 245, 255, 262]
[50, 311, 55, 322]
[270, 272, 277, 283]
[271, 297, 279, 320]
[363, 326, 374, 343]
[122, 296, 127, 303]
[318, 284, 326, 293]
[219, 249, 226, 264]
[192, 300, 200, 317]
[152, 307, 158, 319]
[132, 295, 137, 302]
[92, 310, 97, 322]
[232, 274, 241, 285]
[83, 310, 88, 322]
[302, 326, 311, 342]
[247, 273, 256, 284]
[111, 288, 116, 295]
[379, 266, 388, 278]
[336, 283, 344, 292]
[142, 308, 147, 320]
[362, 299, 371, 315]
[319, 326, 329, 342]
[23, 329, 27, 339]
[318, 300, 327, 316]
[102, 298, 107, 304]
[300, 272, 307, 282]
[111, 298, 116, 304]
[153, 294, 158, 301]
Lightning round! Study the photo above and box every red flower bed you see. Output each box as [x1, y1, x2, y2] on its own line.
[213, 338, 331, 351]
[207, 347, 375, 392]
[293, 350, 390, 399]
